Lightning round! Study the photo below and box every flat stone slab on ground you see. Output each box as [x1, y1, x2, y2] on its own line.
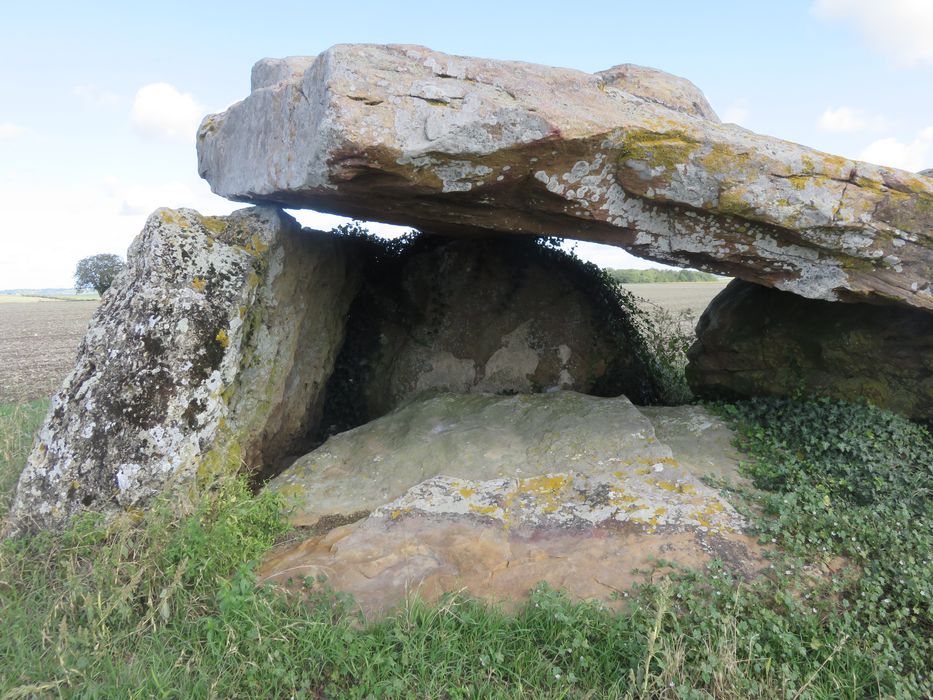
[267, 392, 672, 526]
[261, 392, 767, 615]
[260, 472, 767, 616]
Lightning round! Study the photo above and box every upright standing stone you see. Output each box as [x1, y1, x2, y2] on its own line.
[686, 279, 933, 421]
[7, 206, 360, 534]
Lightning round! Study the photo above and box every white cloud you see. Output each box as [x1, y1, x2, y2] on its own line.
[132, 83, 206, 143]
[74, 84, 120, 108]
[858, 126, 933, 171]
[562, 241, 677, 270]
[812, 0, 933, 66]
[817, 106, 887, 133]
[99, 178, 229, 217]
[0, 122, 27, 138]
[0, 177, 239, 289]
[722, 100, 750, 126]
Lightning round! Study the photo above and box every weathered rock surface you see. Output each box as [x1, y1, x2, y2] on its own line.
[198, 44, 933, 310]
[268, 392, 672, 526]
[7, 207, 360, 534]
[322, 236, 658, 432]
[640, 404, 747, 485]
[686, 279, 933, 421]
[260, 454, 766, 615]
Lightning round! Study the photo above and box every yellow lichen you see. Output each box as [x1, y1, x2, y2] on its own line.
[458, 487, 476, 498]
[654, 480, 697, 495]
[196, 214, 228, 236]
[248, 234, 269, 255]
[215, 329, 230, 348]
[618, 128, 702, 174]
[191, 277, 207, 292]
[159, 209, 179, 225]
[468, 503, 498, 515]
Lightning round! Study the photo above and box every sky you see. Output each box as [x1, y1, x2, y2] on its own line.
[1, 0, 932, 289]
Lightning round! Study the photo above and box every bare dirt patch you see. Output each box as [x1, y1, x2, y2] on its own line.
[0, 300, 98, 403]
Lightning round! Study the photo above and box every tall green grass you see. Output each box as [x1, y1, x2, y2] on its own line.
[1, 397, 930, 698]
[0, 399, 48, 517]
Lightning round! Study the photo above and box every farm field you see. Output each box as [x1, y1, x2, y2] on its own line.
[0, 299, 98, 403]
[620, 281, 728, 322]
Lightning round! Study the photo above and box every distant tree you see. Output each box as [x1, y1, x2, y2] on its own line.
[605, 268, 725, 284]
[74, 254, 125, 296]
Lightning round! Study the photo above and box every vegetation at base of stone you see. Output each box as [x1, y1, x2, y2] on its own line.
[607, 268, 724, 284]
[73, 253, 126, 296]
[2, 397, 931, 697]
[717, 396, 933, 695]
[0, 399, 48, 517]
[632, 302, 695, 406]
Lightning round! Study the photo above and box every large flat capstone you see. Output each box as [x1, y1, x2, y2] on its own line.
[198, 44, 933, 310]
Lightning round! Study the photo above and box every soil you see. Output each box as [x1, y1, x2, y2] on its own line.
[0, 300, 98, 404]
[620, 281, 728, 322]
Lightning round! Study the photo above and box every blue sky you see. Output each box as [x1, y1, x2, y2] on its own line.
[2, 0, 932, 288]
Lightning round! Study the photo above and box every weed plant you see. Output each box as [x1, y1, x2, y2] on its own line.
[718, 396, 933, 696]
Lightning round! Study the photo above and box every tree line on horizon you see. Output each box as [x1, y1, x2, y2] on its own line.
[606, 268, 725, 284]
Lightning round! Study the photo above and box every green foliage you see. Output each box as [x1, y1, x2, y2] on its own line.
[0, 399, 48, 517]
[1, 474, 288, 697]
[608, 268, 724, 284]
[631, 302, 695, 405]
[2, 397, 930, 697]
[74, 253, 125, 296]
[718, 397, 933, 695]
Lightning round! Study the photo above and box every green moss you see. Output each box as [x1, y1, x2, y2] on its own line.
[617, 128, 702, 173]
[715, 186, 757, 218]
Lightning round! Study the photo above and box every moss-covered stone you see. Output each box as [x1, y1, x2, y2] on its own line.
[686, 280, 933, 422]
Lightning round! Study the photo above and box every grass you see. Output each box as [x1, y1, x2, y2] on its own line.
[0, 396, 930, 698]
[0, 400, 48, 517]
